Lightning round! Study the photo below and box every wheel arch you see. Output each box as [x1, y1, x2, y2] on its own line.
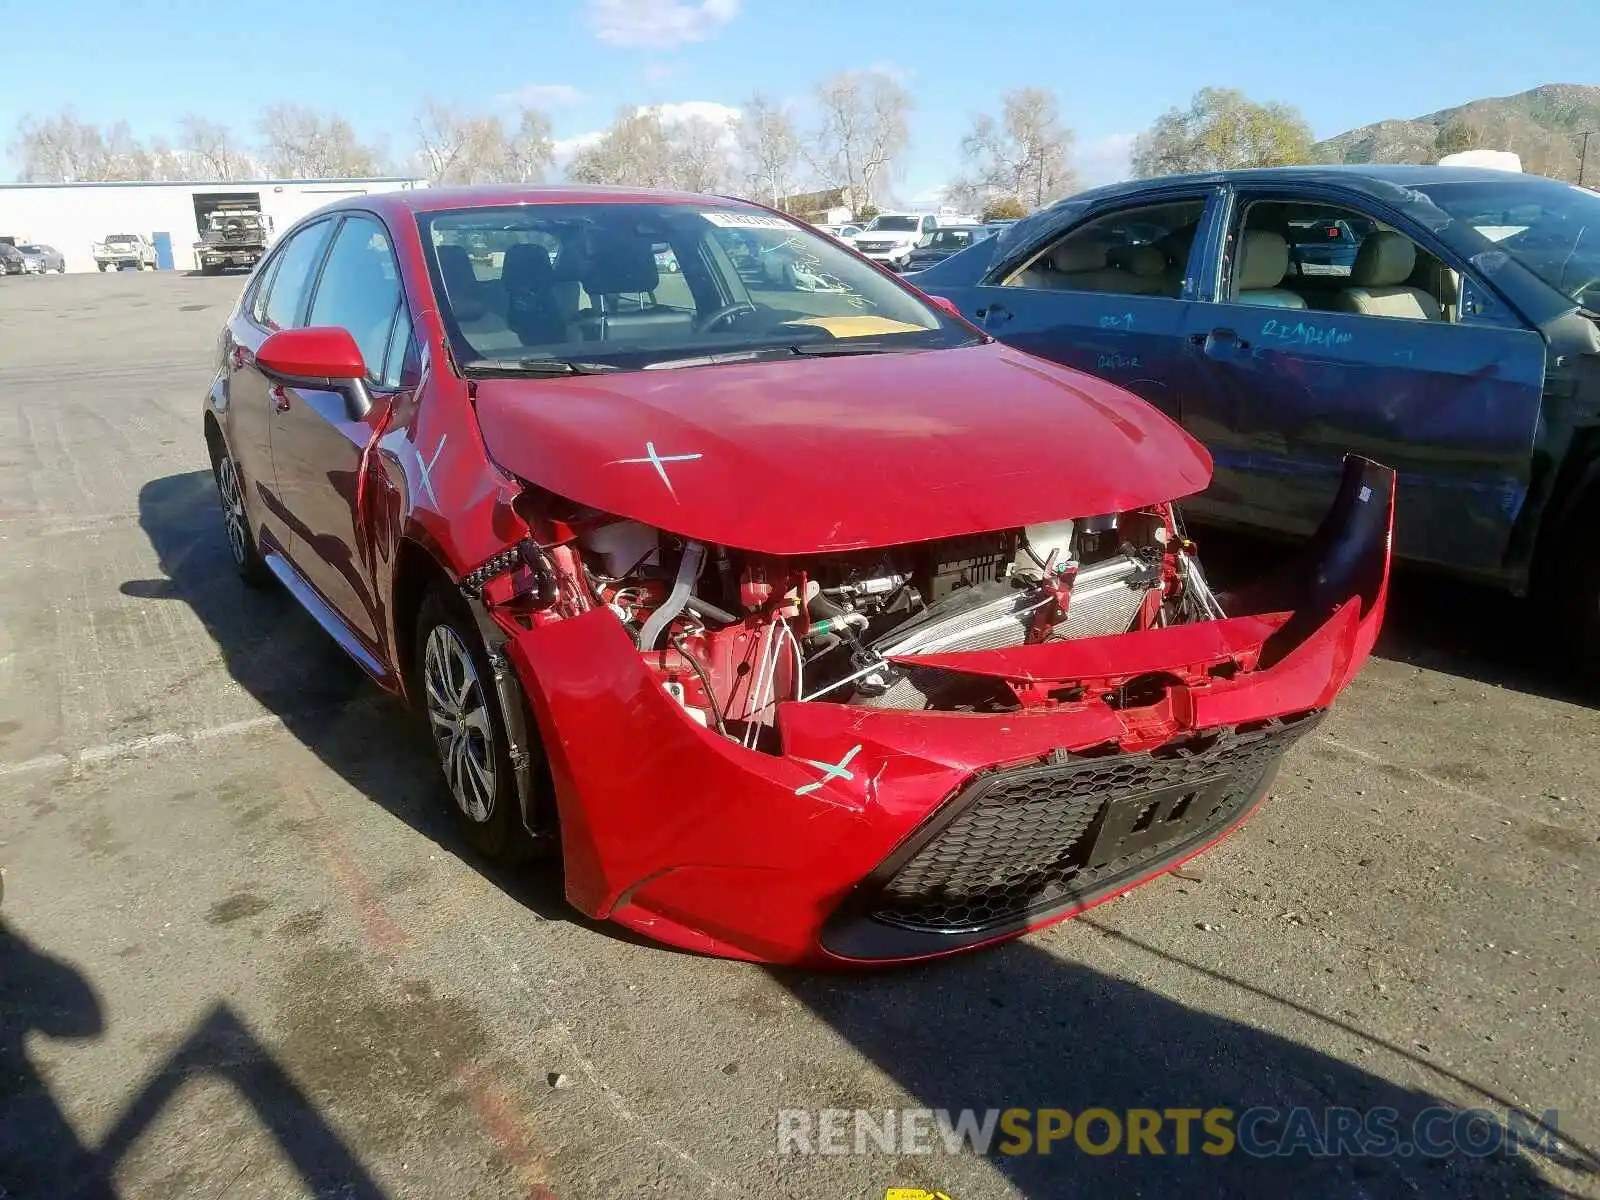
[203, 410, 225, 466]
[390, 535, 457, 706]
[1530, 431, 1600, 598]
[394, 535, 560, 851]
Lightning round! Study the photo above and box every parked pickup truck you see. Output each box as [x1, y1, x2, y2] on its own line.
[94, 234, 157, 271]
[194, 210, 274, 273]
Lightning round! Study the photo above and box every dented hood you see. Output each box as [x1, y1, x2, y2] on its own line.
[473, 342, 1212, 554]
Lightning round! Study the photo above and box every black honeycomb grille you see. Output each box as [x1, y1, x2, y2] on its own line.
[868, 712, 1322, 935]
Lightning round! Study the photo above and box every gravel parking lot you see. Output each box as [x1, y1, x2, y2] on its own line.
[2, 271, 1598, 1199]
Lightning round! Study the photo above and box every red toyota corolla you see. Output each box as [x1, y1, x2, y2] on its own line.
[203, 186, 1393, 966]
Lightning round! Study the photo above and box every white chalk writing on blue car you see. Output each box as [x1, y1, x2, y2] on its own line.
[1260, 318, 1353, 349]
[1098, 312, 1134, 330]
[1098, 353, 1141, 370]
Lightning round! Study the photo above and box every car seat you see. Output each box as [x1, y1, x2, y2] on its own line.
[1331, 231, 1441, 320]
[1233, 230, 1306, 308]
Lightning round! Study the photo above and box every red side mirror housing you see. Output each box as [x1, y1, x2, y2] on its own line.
[257, 326, 367, 383]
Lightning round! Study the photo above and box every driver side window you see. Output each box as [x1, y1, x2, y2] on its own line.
[1004, 199, 1206, 299]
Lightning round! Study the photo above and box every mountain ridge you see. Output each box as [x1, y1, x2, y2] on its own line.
[1311, 83, 1600, 179]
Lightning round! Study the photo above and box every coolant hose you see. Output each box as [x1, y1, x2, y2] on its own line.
[639, 541, 706, 650]
[685, 595, 739, 627]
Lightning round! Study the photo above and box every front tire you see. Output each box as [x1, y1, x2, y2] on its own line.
[1556, 494, 1600, 675]
[416, 589, 532, 863]
[212, 448, 271, 588]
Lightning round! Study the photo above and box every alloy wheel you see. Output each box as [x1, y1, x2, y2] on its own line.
[217, 455, 248, 568]
[424, 625, 497, 823]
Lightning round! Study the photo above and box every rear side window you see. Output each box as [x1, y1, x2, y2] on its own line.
[261, 220, 335, 331]
[306, 215, 404, 384]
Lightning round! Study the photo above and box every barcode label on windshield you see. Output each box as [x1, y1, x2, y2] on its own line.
[701, 211, 793, 230]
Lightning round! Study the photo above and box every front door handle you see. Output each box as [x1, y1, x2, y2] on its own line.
[270, 385, 291, 413]
[1191, 327, 1249, 356]
[976, 303, 1012, 327]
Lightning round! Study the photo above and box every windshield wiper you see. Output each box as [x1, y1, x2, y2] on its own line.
[461, 357, 619, 376]
[788, 340, 909, 357]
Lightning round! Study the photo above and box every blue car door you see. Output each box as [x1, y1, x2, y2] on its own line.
[1177, 184, 1547, 574]
[921, 187, 1225, 429]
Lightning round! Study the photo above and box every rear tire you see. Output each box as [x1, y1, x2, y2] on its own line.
[212, 447, 271, 588]
[415, 588, 534, 864]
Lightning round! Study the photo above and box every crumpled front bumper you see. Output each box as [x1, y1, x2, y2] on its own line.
[497, 457, 1395, 966]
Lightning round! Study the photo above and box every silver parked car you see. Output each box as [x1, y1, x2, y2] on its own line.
[16, 243, 66, 273]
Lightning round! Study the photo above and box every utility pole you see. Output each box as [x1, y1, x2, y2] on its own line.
[1581, 132, 1592, 187]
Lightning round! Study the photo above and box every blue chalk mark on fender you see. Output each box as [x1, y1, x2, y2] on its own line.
[795, 744, 863, 796]
[1098, 312, 1134, 331]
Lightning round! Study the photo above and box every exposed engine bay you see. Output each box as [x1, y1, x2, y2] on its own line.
[498, 494, 1229, 748]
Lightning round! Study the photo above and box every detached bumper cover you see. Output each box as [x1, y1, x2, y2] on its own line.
[498, 457, 1395, 965]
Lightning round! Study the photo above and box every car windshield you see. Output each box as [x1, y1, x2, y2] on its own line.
[1418, 178, 1600, 308]
[17, 245, 41, 254]
[106, 235, 137, 244]
[864, 216, 919, 232]
[925, 229, 975, 250]
[420, 202, 976, 372]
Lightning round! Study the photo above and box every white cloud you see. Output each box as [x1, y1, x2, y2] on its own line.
[867, 60, 915, 86]
[643, 100, 740, 127]
[551, 100, 741, 174]
[496, 83, 588, 108]
[551, 130, 605, 168]
[587, 0, 740, 48]
[1076, 132, 1136, 188]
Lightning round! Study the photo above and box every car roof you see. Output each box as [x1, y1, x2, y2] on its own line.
[1067, 163, 1552, 208]
[325, 184, 763, 218]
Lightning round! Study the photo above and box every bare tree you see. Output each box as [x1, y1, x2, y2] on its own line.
[953, 87, 1077, 212]
[415, 100, 505, 184]
[178, 114, 249, 180]
[413, 101, 555, 185]
[567, 109, 675, 188]
[1132, 88, 1312, 178]
[669, 115, 732, 193]
[505, 107, 555, 183]
[10, 111, 110, 181]
[736, 93, 802, 208]
[257, 105, 383, 178]
[809, 70, 912, 215]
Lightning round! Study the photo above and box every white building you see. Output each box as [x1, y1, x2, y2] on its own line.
[0, 177, 428, 273]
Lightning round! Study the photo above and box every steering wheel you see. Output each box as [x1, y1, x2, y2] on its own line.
[693, 301, 758, 334]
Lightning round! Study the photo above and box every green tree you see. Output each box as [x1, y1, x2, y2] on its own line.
[855, 201, 880, 223]
[982, 195, 1028, 222]
[1131, 88, 1314, 179]
[1431, 117, 1491, 162]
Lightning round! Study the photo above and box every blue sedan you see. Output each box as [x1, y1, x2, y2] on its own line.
[913, 165, 1600, 669]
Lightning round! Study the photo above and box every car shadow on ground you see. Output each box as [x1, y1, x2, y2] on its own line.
[1192, 525, 1599, 709]
[0, 915, 386, 1199]
[122, 470, 570, 923]
[775, 930, 1595, 1197]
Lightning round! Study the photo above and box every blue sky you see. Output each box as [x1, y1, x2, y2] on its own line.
[3, 0, 1597, 199]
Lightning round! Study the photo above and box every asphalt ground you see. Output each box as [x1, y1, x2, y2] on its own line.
[2, 270, 1597, 1199]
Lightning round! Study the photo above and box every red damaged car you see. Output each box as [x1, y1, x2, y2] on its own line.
[203, 186, 1393, 966]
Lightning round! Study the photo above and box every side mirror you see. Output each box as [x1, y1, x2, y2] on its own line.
[256, 327, 374, 417]
[258, 326, 367, 382]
